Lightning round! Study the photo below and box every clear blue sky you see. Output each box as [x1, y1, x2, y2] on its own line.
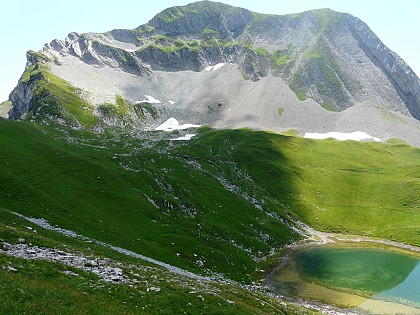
[0, 0, 419, 101]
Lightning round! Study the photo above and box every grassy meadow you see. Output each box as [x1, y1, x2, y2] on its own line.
[0, 118, 419, 284]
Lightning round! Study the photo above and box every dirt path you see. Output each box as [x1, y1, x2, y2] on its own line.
[287, 214, 420, 253]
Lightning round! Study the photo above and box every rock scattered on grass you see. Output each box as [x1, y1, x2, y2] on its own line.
[7, 266, 18, 273]
[147, 286, 161, 292]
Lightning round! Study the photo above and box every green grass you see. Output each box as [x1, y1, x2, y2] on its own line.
[278, 137, 420, 244]
[0, 198, 315, 315]
[0, 251, 296, 314]
[320, 102, 336, 111]
[0, 120, 299, 282]
[202, 28, 219, 37]
[256, 47, 269, 57]
[97, 95, 132, 120]
[0, 119, 418, 286]
[154, 7, 185, 23]
[295, 91, 307, 101]
[282, 129, 299, 137]
[27, 50, 50, 62]
[270, 50, 291, 68]
[293, 36, 358, 110]
[310, 9, 343, 32]
[133, 102, 159, 119]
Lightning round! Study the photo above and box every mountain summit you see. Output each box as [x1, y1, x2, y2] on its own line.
[6, 1, 420, 145]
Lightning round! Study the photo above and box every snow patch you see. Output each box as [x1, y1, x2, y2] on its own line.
[168, 100, 175, 105]
[304, 131, 381, 142]
[205, 63, 226, 72]
[156, 118, 201, 132]
[138, 95, 161, 104]
[171, 134, 196, 141]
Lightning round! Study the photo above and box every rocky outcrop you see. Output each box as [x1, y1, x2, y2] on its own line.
[8, 82, 34, 120]
[8, 52, 45, 120]
[1, 242, 129, 283]
[44, 32, 151, 76]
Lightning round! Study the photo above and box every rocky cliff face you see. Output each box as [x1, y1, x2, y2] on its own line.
[346, 16, 420, 119]
[7, 1, 420, 138]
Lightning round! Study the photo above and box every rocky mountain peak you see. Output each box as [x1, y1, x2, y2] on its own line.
[6, 1, 420, 146]
[145, 1, 253, 38]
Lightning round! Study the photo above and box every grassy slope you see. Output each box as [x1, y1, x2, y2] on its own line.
[191, 131, 419, 245]
[0, 119, 418, 285]
[279, 137, 420, 243]
[1, 210, 314, 315]
[0, 120, 298, 282]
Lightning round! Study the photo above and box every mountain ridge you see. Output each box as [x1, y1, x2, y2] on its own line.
[6, 1, 420, 146]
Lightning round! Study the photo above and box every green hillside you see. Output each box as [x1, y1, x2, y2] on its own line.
[0, 207, 314, 315]
[1, 118, 419, 282]
[0, 117, 419, 313]
[0, 120, 299, 282]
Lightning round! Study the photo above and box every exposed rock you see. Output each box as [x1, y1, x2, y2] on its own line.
[346, 16, 420, 119]
[8, 72, 36, 120]
[7, 266, 18, 273]
[0, 243, 130, 283]
[147, 286, 161, 292]
[0, 100, 12, 118]
[61, 270, 79, 277]
[1, 242, 12, 250]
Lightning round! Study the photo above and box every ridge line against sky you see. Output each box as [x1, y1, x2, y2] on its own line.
[0, 0, 419, 102]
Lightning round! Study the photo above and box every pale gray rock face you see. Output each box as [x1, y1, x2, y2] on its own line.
[0, 100, 12, 118]
[8, 76, 34, 120]
[7, 1, 420, 146]
[345, 15, 420, 119]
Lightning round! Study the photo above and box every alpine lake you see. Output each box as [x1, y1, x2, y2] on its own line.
[268, 239, 420, 314]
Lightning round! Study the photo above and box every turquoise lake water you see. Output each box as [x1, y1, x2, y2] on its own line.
[294, 247, 420, 310]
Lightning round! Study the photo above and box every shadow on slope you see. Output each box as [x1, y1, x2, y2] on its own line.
[0, 120, 299, 282]
[0, 119, 418, 283]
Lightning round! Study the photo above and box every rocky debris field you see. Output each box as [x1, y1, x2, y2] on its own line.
[1, 240, 130, 284]
[0, 239, 358, 315]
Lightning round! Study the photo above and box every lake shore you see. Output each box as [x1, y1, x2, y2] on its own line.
[263, 217, 420, 314]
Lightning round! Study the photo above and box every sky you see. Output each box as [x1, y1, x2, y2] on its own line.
[0, 0, 419, 102]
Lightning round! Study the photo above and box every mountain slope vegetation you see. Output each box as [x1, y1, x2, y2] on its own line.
[0, 118, 418, 283]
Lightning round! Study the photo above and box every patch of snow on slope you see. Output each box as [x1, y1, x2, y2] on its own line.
[304, 131, 381, 142]
[205, 63, 225, 71]
[171, 134, 196, 141]
[156, 118, 201, 131]
[124, 48, 139, 52]
[138, 95, 161, 104]
[169, 100, 175, 105]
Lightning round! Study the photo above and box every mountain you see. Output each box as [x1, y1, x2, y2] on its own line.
[1, 2, 420, 313]
[6, 1, 420, 146]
